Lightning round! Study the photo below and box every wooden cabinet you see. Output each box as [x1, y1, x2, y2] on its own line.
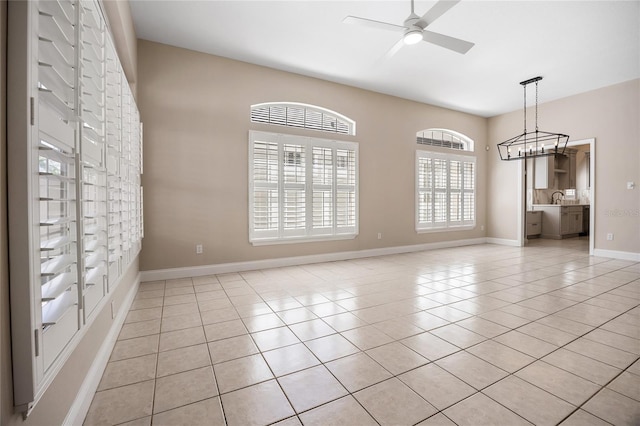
[526, 211, 542, 237]
[557, 152, 577, 189]
[561, 206, 583, 235]
[533, 205, 583, 239]
[534, 150, 577, 189]
[534, 155, 554, 189]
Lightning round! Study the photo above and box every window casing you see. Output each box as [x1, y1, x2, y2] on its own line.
[416, 151, 476, 232]
[249, 131, 358, 244]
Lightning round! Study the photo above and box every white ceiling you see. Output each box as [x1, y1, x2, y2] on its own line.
[129, 0, 640, 117]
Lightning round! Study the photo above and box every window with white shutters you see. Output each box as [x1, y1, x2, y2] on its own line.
[251, 103, 356, 136]
[416, 150, 476, 232]
[8, 0, 143, 414]
[249, 131, 358, 244]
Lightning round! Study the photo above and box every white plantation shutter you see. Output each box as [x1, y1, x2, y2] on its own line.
[249, 131, 358, 244]
[416, 151, 475, 231]
[282, 144, 306, 234]
[8, 0, 144, 412]
[312, 147, 333, 231]
[250, 103, 356, 136]
[336, 149, 356, 232]
[463, 161, 475, 223]
[36, 0, 81, 377]
[251, 138, 279, 238]
[79, 0, 107, 320]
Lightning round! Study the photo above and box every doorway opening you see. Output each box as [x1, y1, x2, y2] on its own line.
[518, 138, 595, 255]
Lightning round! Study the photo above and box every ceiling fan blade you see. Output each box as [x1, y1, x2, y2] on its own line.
[343, 16, 405, 33]
[382, 38, 406, 61]
[418, 0, 460, 27]
[422, 30, 474, 54]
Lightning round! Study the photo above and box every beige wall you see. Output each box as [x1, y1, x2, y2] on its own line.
[487, 79, 640, 254]
[137, 40, 489, 271]
[1, 1, 141, 424]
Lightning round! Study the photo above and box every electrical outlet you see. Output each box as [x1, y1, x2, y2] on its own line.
[196, 244, 203, 254]
[480, 225, 485, 231]
[377, 233, 382, 240]
[606, 233, 614, 241]
[111, 301, 116, 319]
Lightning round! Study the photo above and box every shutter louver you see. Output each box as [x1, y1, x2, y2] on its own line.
[250, 103, 355, 135]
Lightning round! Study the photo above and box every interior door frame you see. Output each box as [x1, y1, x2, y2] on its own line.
[519, 137, 595, 255]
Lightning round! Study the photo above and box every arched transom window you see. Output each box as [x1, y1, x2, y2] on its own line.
[416, 128, 474, 152]
[251, 102, 356, 136]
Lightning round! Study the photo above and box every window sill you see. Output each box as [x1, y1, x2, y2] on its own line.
[250, 233, 357, 246]
[416, 225, 475, 234]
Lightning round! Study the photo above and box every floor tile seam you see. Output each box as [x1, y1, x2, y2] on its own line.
[148, 395, 220, 418]
[449, 387, 534, 426]
[112, 413, 152, 426]
[510, 365, 602, 408]
[147, 287, 175, 420]
[476, 383, 568, 425]
[91, 377, 156, 400]
[431, 350, 512, 390]
[606, 355, 640, 400]
[571, 303, 640, 353]
[477, 312, 637, 394]
[206, 334, 231, 426]
[555, 354, 640, 425]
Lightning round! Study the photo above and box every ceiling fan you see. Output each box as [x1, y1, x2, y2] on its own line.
[343, 0, 475, 58]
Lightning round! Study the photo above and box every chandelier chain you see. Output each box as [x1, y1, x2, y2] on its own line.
[523, 82, 527, 134]
[535, 80, 539, 132]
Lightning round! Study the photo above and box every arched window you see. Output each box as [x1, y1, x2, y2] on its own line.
[248, 103, 358, 245]
[416, 128, 474, 152]
[251, 102, 356, 136]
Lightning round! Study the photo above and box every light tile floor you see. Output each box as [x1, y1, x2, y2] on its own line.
[84, 238, 640, 425]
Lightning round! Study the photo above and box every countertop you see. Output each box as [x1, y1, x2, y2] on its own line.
[532, 204, 590, 207]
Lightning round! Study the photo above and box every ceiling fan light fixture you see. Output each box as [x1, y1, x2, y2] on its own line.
[403, 29, 423, 45]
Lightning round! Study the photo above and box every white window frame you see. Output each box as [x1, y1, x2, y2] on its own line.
[416, 150, 476, 233]
[249, 131, 358, 245]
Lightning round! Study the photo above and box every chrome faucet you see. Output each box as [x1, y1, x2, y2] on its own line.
[551, 191, 564, 205]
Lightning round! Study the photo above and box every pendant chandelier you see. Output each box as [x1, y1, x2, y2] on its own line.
[497, 76, 569, 161]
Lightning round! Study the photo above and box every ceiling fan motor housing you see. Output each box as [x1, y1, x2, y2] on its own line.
[403, 14, 423, 45]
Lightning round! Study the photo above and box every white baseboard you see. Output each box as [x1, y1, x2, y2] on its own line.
[141, 238, 488, 281]
[63, 272, 141, 426]
[593, 249, 640, 262]
[485, 237, 521, 247]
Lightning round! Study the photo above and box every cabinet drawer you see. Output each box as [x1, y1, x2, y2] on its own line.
[562, 206, 583, 213]
[527, 222, 541, 236]
[526, 211, 542, 226]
